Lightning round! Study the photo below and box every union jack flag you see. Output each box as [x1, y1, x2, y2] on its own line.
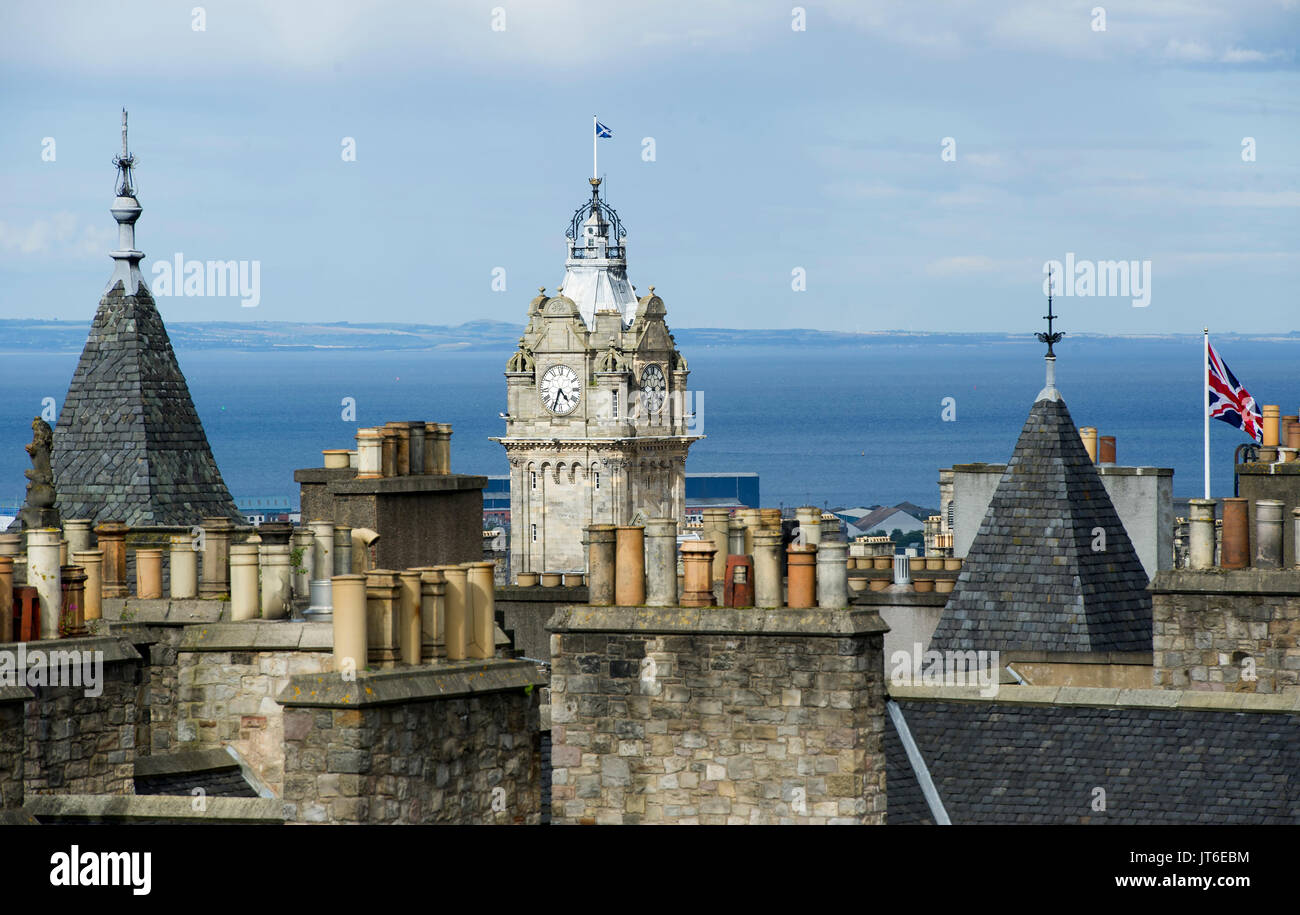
[1208, 342, 1263, 443]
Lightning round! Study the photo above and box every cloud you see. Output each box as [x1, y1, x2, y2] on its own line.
[1164, 39, 1216, 63]
[0, 0, 1294, 78]
[0, 214, 114, 260]
[1219, 46, 1292, 63]
[1166, 38, 1295, 64]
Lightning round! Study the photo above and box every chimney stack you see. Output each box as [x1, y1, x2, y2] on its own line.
[1220, 498, 1250, 569]
[1098, 435, 1116, 464]
[1254, 500, 1284, 569]
[1079, 426, 1098, 463]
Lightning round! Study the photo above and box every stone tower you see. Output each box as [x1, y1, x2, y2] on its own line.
[51, 111, 242, 527]
[494, 178, 700, 575]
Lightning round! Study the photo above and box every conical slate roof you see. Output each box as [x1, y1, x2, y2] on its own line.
[930, 393, 1152, 654]
[52, 279, 242, 527]
[48, 113, 241, 528]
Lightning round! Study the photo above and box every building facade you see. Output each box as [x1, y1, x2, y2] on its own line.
[495, 178, 700, 575]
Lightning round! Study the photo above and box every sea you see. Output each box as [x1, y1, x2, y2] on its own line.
[1, 338, 1296, 515]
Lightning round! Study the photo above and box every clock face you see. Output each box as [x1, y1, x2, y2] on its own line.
[640, 363, 666, 413]
[540, 364, 581, 415]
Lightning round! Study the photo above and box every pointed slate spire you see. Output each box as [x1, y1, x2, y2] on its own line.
[929, 292, 1152, 654]
[51, 112, 242, 527]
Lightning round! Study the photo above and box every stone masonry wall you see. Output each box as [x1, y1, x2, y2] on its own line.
[1152, 570, 1300, 694]
[282, 694, 540, 824]
[22, 639, 146, 797]
[548, 607, 890, 825]
[0, 693, 26, 807]
[177, 647, 332, 794]
[279, 661, 545, 824]
[144, 628, 183, 753]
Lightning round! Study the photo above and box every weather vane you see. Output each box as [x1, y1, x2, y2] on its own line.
[1036, 265, 1064, 356]
[112, 108, 137, 197]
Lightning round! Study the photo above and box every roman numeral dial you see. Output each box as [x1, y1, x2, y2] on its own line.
[540, 364, 581, 415]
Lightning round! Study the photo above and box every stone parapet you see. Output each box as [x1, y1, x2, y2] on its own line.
[15, 635, 146, 798]
[178, 621, 334, 652]
[1150, 568, 1300, 694]
[546, 604, 889, 825]
[277, 659, 544, 824]
[98, 597, 229, 624]
[24, 794, 284, 824]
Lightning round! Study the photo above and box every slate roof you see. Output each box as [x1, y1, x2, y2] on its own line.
[135, 765, 258, 798]
[930, 395, 1152, 653]
[886, 699, 1300, 824]
[51, 280, 242, 527]
[852, 506, 923, 533]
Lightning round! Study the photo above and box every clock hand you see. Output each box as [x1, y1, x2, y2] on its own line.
[553, 389, 562, 410]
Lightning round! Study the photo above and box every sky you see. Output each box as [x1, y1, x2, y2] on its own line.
[1, 0, 1297, 333]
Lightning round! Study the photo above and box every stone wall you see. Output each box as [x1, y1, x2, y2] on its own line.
[279, 660, 546, 824]
[547, 606, 890, 825]
[21, 637, 146, 797]
[176, 622, 334, 793]
[1152, 569, 1300, 694]
[93, 599, 228, 755]
[0, 688, 29, 808]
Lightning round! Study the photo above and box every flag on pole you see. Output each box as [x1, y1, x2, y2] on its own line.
[595, 121, 612, 138]
[1207, 341, 1263, 443]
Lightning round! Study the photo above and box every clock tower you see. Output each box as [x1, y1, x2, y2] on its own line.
[495, 178, 700, 576]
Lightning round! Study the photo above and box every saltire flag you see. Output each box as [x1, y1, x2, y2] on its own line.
[595, 121, 612, 138]
[1207, 342, 1263, 443]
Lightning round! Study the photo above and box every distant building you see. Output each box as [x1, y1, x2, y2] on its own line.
[492, 177, 700, 575]
[483, 476, 511, 526]
[236, 498, 297, 525]
[844, 503, 934, 538]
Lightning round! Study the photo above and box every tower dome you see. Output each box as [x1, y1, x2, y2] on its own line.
[559, 178, 639, 328]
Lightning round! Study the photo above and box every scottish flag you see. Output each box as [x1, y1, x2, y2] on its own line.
[595, 121, 612, 138]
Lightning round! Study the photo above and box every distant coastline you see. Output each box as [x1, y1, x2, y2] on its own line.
[0, 319, 1297, 354]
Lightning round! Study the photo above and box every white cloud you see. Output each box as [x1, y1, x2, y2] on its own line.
[0, 0, 1293, 77]
[0, 214, 114, 260]
[1164, 39, 1216, 62]
[1219, 46, 1291, 63]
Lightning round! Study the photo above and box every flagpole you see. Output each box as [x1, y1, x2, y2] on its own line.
[593, 114, 597, 180]
[1203, 326, 1210, 499]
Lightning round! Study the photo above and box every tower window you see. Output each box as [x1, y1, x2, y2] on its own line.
[531, 471, 537, 490]
[612, 390, 619, 418]
[531, 523, 537, 543]
[595, 471, 600, 490]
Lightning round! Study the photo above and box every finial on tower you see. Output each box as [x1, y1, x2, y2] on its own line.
[106, 109, 145, 296]
[1036, 266, 1064, 357]
[112, 108, 137, 198]
[1034, 267, 1064, 401]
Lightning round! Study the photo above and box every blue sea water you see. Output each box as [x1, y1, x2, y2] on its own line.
[1, 339, 1296, 514]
